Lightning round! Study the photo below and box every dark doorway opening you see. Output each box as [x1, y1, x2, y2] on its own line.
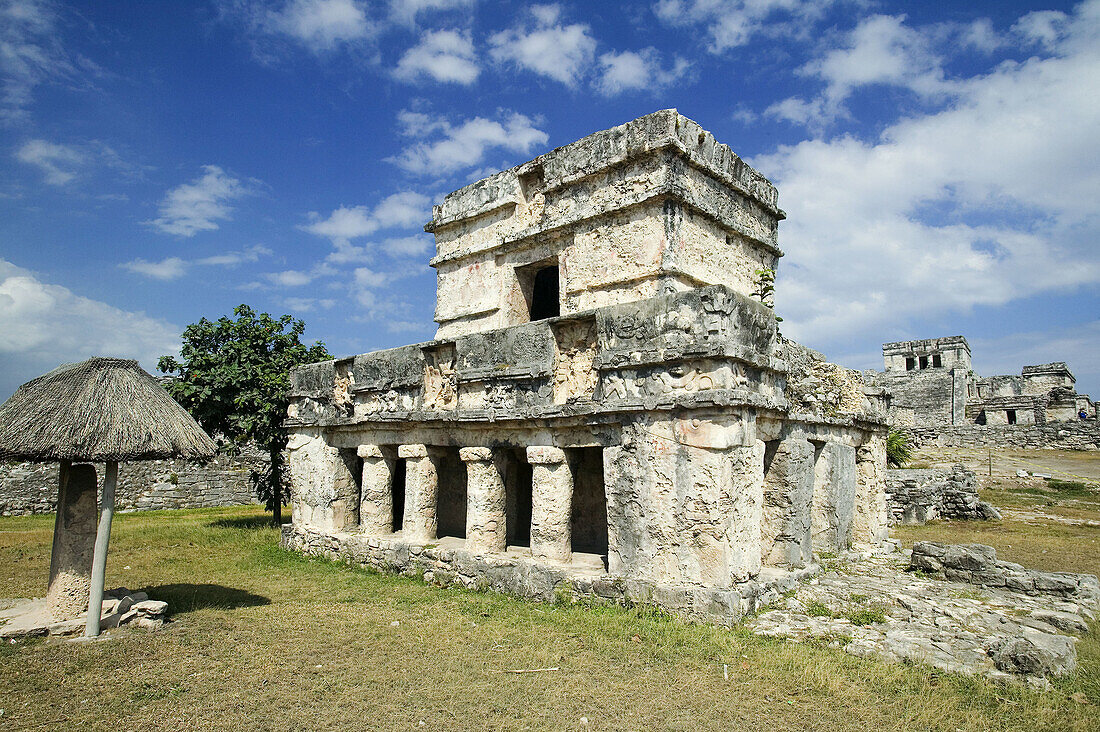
[501, 448, 532, 547]
[1007, 409, 1017, 425]
[919, 355, 929, 369]
[392, 457, 406, 531]
[569, 447, 607, 557]
[528, 266, 560, 321]
[932, 354, 942, 368]
[436, 447, 467, 539]
[905, 357, 916, 371]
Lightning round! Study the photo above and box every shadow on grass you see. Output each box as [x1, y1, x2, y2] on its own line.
[208, 515, 288, 530]
[145, 583, 271, 615]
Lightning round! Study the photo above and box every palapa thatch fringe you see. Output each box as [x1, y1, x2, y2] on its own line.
[0, 357, 216, 462]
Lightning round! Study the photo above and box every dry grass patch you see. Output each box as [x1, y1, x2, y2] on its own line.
[1, 506, 1097, 731]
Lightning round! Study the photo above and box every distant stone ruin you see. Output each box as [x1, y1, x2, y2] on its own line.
[870, 336, 1095, 427]
[281, 110, 891, 621]
[867, 336, 1098, 450]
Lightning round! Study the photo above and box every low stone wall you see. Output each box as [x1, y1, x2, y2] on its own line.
[282, 524, 820, 626]
[903, 421, 1100, 451]
[0, 448, 266, 516]
[910, 541, 1100, 603]
[885, 464, 1000, 525]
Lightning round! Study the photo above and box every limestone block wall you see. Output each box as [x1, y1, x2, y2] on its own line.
[886, 465, 1000, 524]
[427, 110, 784, 340]
[0, 448, 265, 516]
[603, 412, 764, 587]
[903, 422, 1100, 451]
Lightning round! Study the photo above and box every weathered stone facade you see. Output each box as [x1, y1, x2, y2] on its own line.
[870, 337, 1096, 433]
[282, 110, 889, 621]
[904, 421, 1100, 452]
[885, 464, 1000, 525]
[0, 449, 264, 516]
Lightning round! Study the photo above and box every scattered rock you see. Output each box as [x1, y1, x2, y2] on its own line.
[0, 588, 169, 639]
[747, 547, 1098, 684]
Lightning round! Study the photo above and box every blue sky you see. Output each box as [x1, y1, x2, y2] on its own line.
[2, 0, 1098, 400]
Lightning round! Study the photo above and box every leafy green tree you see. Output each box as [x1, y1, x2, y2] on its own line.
[886, 429, 912, 468]
[158, 305, 330, 525]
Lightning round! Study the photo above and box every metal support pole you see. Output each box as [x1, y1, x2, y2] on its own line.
[84, 460, 118, 637]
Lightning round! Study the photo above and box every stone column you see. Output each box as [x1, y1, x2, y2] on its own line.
[527, 446, 573, 563]
[852, 435, 889, 547]
[461, 447, 507, 554]
[399, 444, 437, 541]
[811, 441, 858, 554]
[760, 438, 815, 568]
[358, 444, 393, 535]
[47, 462, 98, 620]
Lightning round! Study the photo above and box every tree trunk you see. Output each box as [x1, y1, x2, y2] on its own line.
[84, 460, 118, 637]
[271, 449, 282, 526]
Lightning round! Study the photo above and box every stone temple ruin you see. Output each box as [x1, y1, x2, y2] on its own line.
[870, 336, 1096, 428]
[282, 110, 892, 621]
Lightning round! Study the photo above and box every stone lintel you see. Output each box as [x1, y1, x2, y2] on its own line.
[459, 447, 494, 462]
[398, 444, 429, 459]
[357, 444, 383, 458]
[527, 446, 567, 464]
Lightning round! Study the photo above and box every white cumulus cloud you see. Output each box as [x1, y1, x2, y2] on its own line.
[223, 0, 375, 58]
[768, 14, 947, 127]
[147, 165, 250, 237]
[121, 245, 272, 280]
[0, 258, 181, 399]
[303, 190, 431, 262]
[654, 0, 836, 52]
[594, 48, 689, 96]
[389, 109, 548, 174]
[395, 30, 479, 84]
[488, 4, 597, 86]
[753, 0, 1100, 354]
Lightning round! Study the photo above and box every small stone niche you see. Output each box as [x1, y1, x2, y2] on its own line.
[423, 344, 458, 410]
[552, 318, 598, 404]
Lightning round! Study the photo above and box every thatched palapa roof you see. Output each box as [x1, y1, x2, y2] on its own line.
[0, 357, 217, 462]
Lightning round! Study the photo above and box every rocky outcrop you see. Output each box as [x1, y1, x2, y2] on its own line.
[749, 545, 1098, 685]
[909, 541, 1100, 602]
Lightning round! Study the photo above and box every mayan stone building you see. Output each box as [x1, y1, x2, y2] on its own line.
[871, 336, 1096, 428]
[282, 110, 890, 621]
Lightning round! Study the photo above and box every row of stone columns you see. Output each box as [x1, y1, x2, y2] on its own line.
[356, 443, 578, 563]
[760, 435, 887, 567]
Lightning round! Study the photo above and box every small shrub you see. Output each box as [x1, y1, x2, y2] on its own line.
[806, 601, 834, 617]
[844, 608, 887, 625]
[168, 473, 179, 485]
[848, 593, 869, 604]
[886, 430, 912, 468]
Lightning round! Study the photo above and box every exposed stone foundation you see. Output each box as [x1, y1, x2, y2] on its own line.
[0, 448, 265, 516]
[282, 524, 820, 625]
[885, 464, 1000, 525]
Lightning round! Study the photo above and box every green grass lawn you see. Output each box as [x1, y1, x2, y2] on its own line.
[1, 505, 1098, 731]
